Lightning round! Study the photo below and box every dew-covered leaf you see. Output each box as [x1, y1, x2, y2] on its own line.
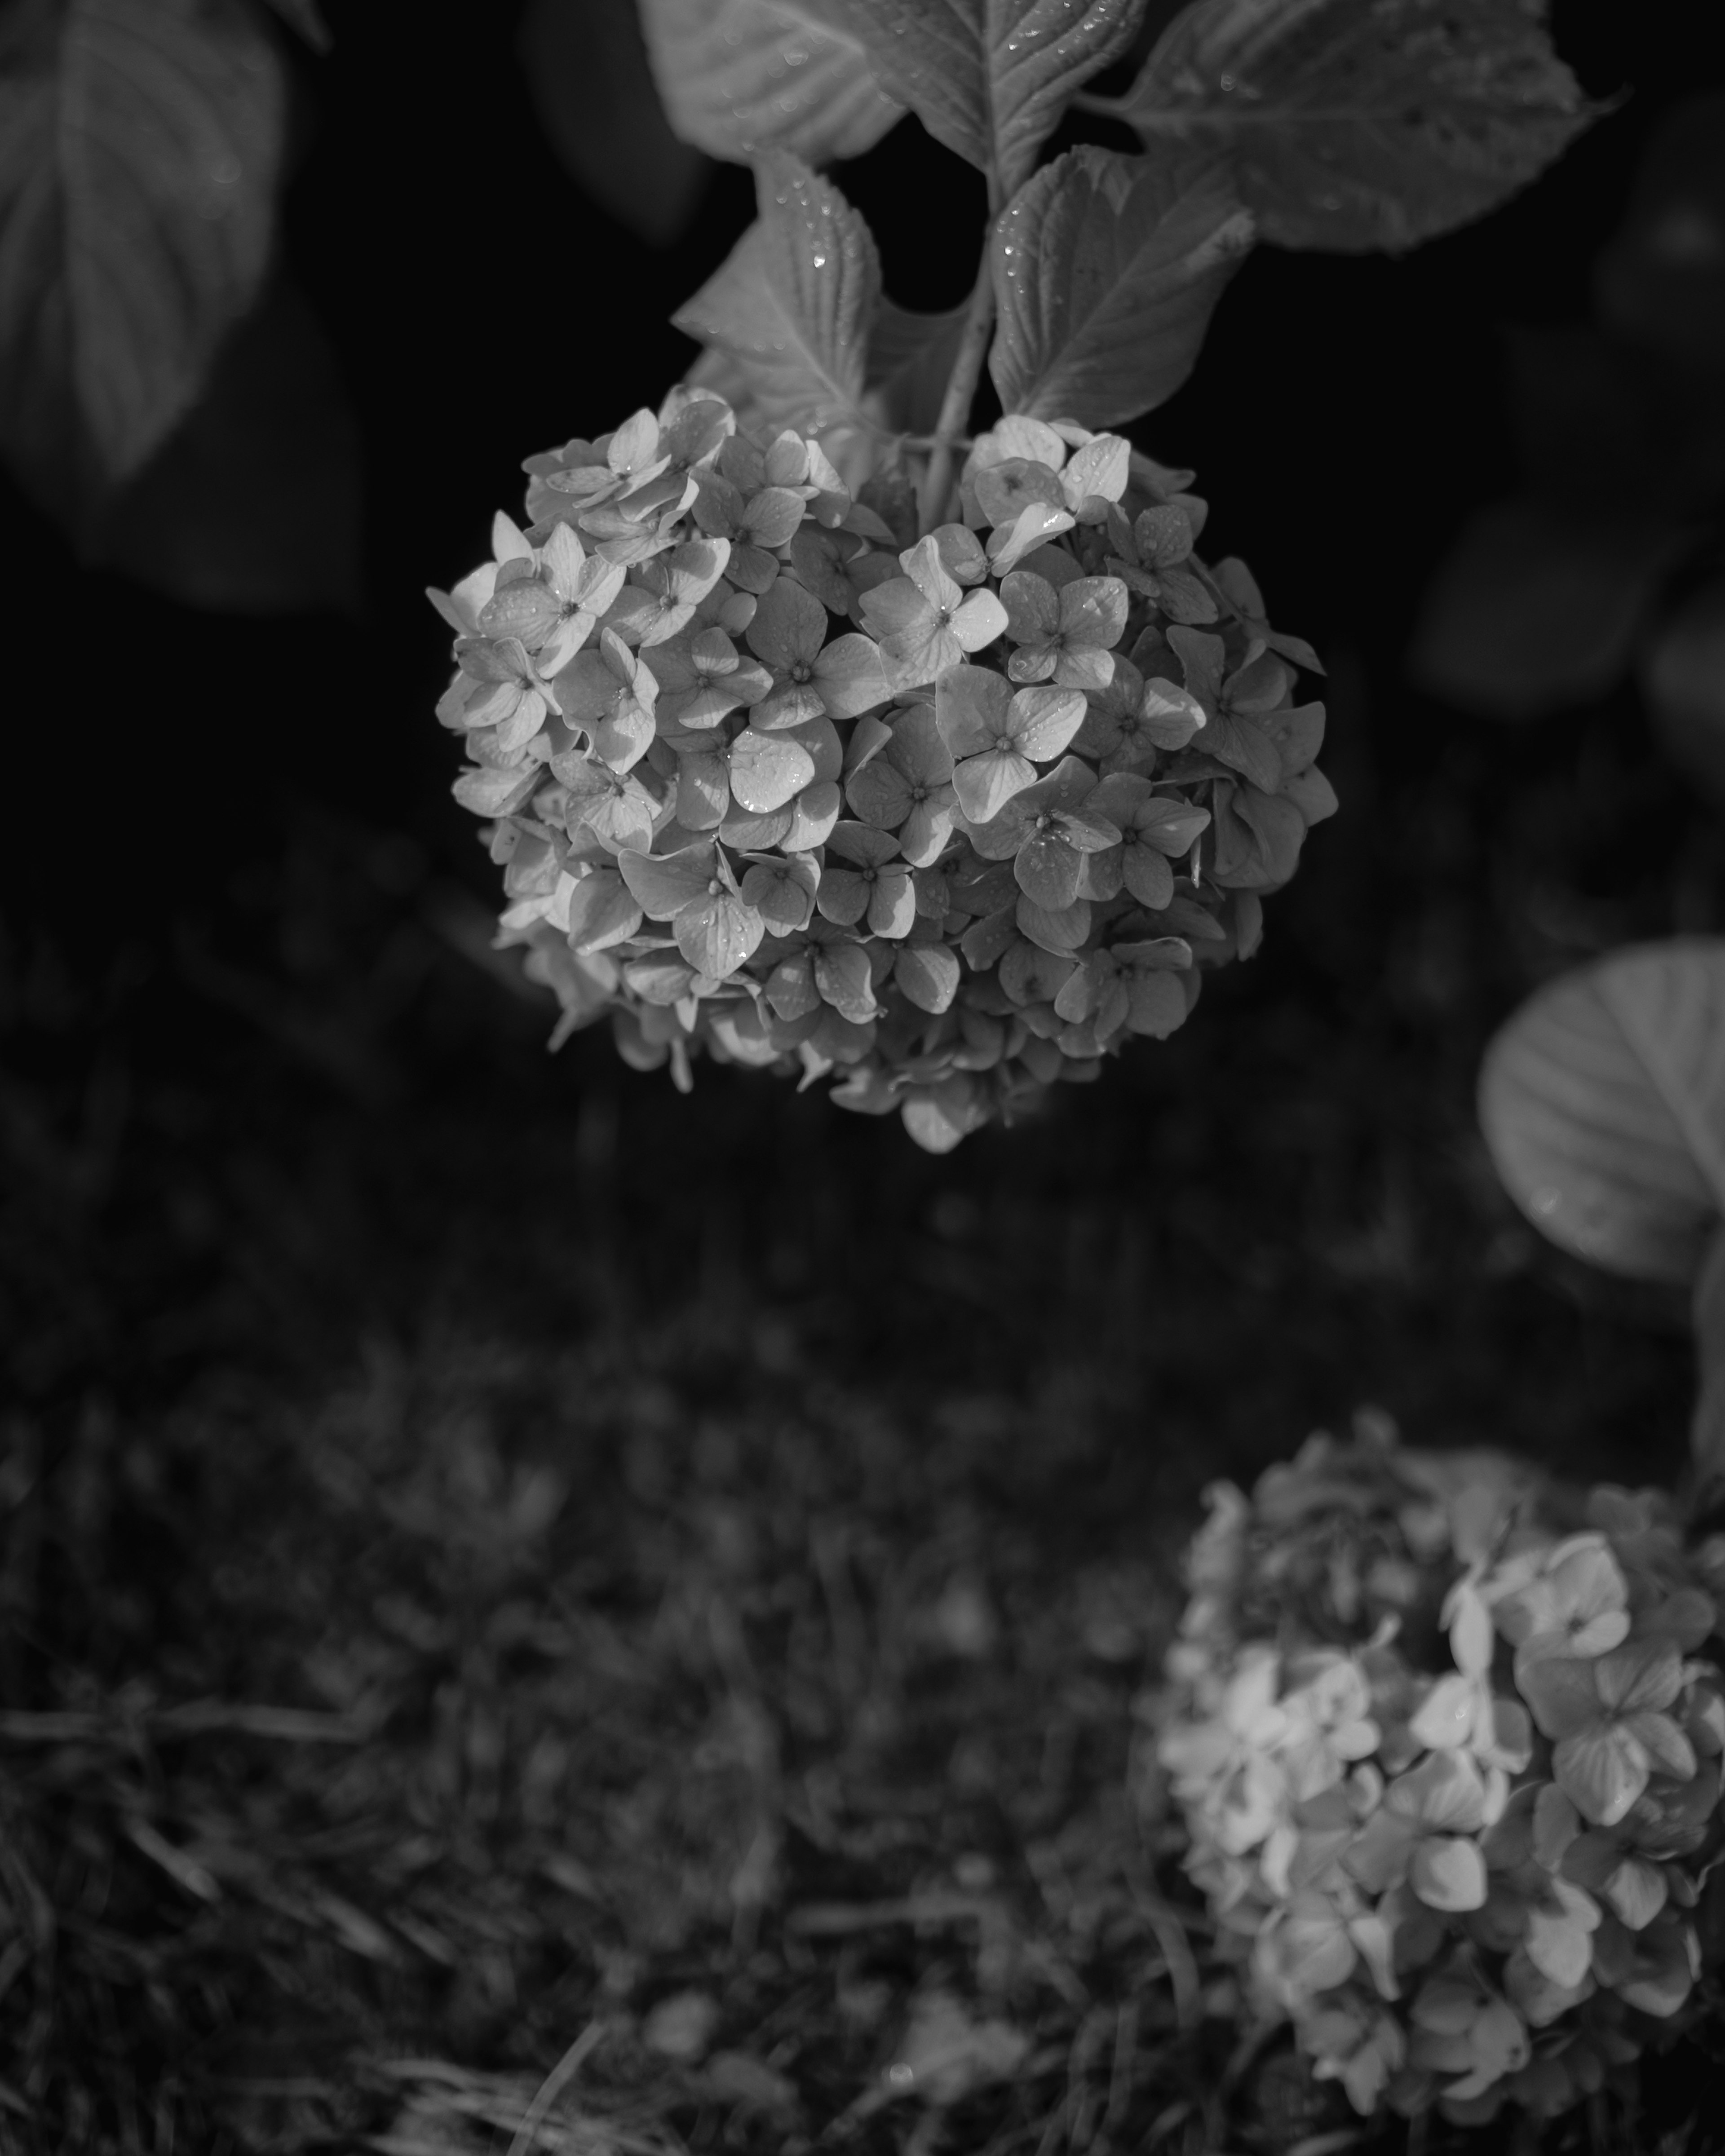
[1479, 941, 1725, 1285]
[0, 0, 286, 515]
[641, 0, 902, 166]
[842, 0, 1141, 197]
[673, 151, 880, 433]
[1116, 0, 1596, 254]
[990, 147, 1254, 427]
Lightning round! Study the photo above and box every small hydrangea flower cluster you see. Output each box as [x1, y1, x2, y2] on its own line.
[430, 388, 1332, 1149]
[1153, 1420, 1725, 2125]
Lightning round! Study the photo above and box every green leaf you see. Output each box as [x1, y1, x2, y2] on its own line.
[989, 147, 1254, 427]
[91, 274, 361, 613]
[0, 0, 286, 516]
[1115, 0, 1596, 254]
[1479, 942, 1725, 1285]
[673, 151, 880, 433]
[520, 0, 711, 247]
[640, 0, 902, 165]
[842, 0, 1142, 197]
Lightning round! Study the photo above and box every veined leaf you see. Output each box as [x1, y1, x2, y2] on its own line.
[673, 151, 880, 433]
[843, 0, 1142, 197]
[0, 0, 285, 513]
[990, 146, 1253, 426]
[1115, 0, 1595, 253]
[1479, 942, 1725, 1286]
[640, 0, 902, 165]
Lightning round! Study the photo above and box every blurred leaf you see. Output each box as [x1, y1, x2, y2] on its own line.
[0, 0, 285, 528]
[1479, 941, 1725, 1287]
[1114, 0, 1595, 252]
[841, 0, 1143, 198]
[640, 0, 902, 166]
[519, 0, 711, 246]
[1643, 577, 1725, 805]
[989, 146, 1253, 426]
[1409, 499, 1682, 720]
[674, 151, 880, 433]
[1691, 1227, 1725, 1481]
[1595, 93, 1725, 373]
[257, 0, 330, 50]
[866, 296, 970, 433]
[91, 275, 361, 614]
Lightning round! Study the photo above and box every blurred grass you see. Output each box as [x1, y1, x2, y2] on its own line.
[2, 662, 1724, 2152]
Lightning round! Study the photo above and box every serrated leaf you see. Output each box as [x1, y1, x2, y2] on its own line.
[843, 0, 1142, 197]
[990, 147, 1254, 427]
[641, 0, 902, 165]
[1479, 942, 1725, 1286]
[0, 0, 286, 515]
[1116, 0, 1596, 253]
[672, 151, 880, 433]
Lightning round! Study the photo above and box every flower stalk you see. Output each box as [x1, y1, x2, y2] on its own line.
[917, 242, 997, 536]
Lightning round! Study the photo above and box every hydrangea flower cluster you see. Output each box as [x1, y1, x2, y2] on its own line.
[1153, 1419, 1725, 2125]
[430, 389, 1332, 1150]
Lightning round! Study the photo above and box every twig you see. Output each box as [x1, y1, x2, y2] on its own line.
[504, 2022, 603, 2156]
[0, 1702, 365, 1745]
[917, 242, 998, 536]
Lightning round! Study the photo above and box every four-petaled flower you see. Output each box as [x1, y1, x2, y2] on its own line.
[934, 665, 1087, 822]
[859, 535, 1009, 690]
[964, 756, 1122, 911]
[438, 635, 559, 760]
[744, 577, 889, 729]
[554, 627, 660, 772]
[1345, 1751, 1500, 1912]
[642, 626, 772, 730]
[1072, 657, 1208, 772]
[1519, 1637, 1697, 1827]
[473, 521, 629, 675]
[843, 708, 959, 867]
[1000, 570, 1128, 689]
[815, 823, 916, 939]
[1491, 1533, 1632, 1670]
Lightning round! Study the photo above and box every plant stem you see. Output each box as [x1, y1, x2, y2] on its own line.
[917, 246, 996, 536]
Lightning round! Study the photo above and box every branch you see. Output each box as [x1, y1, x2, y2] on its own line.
[917, 241, 996, 535]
